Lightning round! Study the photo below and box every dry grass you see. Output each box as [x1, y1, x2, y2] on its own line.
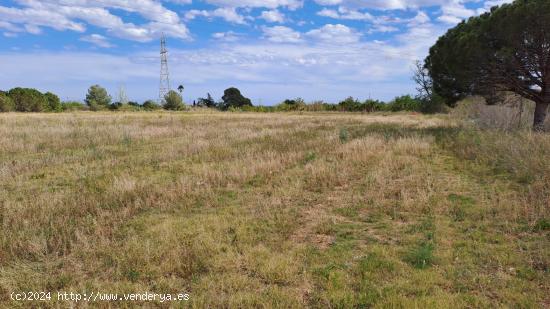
[0, 111, 548, 308]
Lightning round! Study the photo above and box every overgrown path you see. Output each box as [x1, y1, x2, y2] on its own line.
[0, 112, 547, 308]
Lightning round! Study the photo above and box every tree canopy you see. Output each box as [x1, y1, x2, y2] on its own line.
[44, 92, 62, 112]
[220, 87, 252, 110]
[426, 0, 550, 130]
[0, 91, 15, 112]
[8, 88, 48, 112]
[197, 93, 216, 108]
[85, 85, 111, 110]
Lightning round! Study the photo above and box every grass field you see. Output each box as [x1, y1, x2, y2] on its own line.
[0, 111, 548, 308]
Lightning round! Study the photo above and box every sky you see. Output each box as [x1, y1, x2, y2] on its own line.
[0, 0, 512, 104]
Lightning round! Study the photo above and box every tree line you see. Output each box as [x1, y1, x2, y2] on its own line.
[0, 84, 441, 114]
[0, 88, 62, 112]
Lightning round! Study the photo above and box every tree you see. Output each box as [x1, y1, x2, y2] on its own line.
[412, 60, 433, 101]
[8, 88, 48, 112]
[85, 85, 111, 110]
[163, 90, 184, 110]
[0, 91, 15, 112]
[412, 60, 446, 114]
[426, 0, 550, 131]
[220, 87, 252, 110]
[177, 85, 184, 94]
[197, 93, 216, 108]
[338, 97, 362, 111]
[388, 95, 421, 112]
[363, 99, 384, 112]
[44, 92, 62, 112]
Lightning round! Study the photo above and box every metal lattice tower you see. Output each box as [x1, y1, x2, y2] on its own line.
[159, 33, 171, 103]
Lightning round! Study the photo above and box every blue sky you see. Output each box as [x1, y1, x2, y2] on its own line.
[0, 0, 512, 104]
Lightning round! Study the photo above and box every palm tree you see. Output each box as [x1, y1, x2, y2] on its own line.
[177, 85, 184, 94]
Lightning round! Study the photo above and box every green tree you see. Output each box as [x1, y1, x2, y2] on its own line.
[8, 88, 48, 112]
[85, 85, 111, 110]
[363, 99, 384, 112]
[197, 93, 216, 108]
[0, 91, 15, 112]
[163, 90, 185, 110]
[426, 0, 550, 130]
[44, 92, 62, 112]
[277, 98, 306, 111]
[387, 95, 421, 112]
[338, 97, 362, 111]
[220, 87, 252, 110]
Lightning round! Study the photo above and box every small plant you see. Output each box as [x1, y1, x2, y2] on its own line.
[405, 241, 435, 269]
[122, 133, 132, 146]
[303, 151, 317, 164]
[339, 128, 349, 143]
[533, 218, 550, 232]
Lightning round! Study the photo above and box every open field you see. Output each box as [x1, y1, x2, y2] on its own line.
[0, 111, 548, 308]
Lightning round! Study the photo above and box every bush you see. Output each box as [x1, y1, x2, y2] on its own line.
[163, 90, 185, 111]
[8, 87, 48, 112]
[419, 94, 447, 114]
[276, 98, 306, 111]
[142, 100, 161, 111]
[44, 92, 62, 112]
[118, 104, 142, 112]
[387, 95, 422, 112]
[338, 97, 363, 111]
[61, 101, 87, 111]
[0, 91, 15, 112]
[197, 93, 217, 108]
[364, 99, 385, 112]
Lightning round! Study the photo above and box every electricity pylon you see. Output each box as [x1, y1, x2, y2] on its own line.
[159, 33, 171, 103]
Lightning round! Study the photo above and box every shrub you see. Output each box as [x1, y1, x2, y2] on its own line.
[0, 91, 15, 112]
[338, 97, 363, 111]
[8, 87, 48, 112]
[117, 104, 142, 112]
[163, 90, 185, 111]
[197, 93, 217, 108]
[61, 101, 87, 111]
[364, 99, 385, 112]
[276, 98, 306, 111]
[387, 95, 422, 112]
[142, 100, 161, 111]
[419, 94, 447, 114]
[44, 92, 62, 112]
[109, 102, 123, 110]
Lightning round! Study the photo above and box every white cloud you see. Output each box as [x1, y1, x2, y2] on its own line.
[317, 7, 373, 20]
[437, 1, 476, 24]
[204, 0, 303, 10]
[185, 8, 247, 24]
[260, 10, 285, 23]
[0, 0, 190, 41]
[368, 25, 399, 34]
[313, 0, 448, 10]
[80, 34, 114, 48]
[212, 31, 242, 42]
[306, 24, 361, 44]
[262, 26, 301, 43]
